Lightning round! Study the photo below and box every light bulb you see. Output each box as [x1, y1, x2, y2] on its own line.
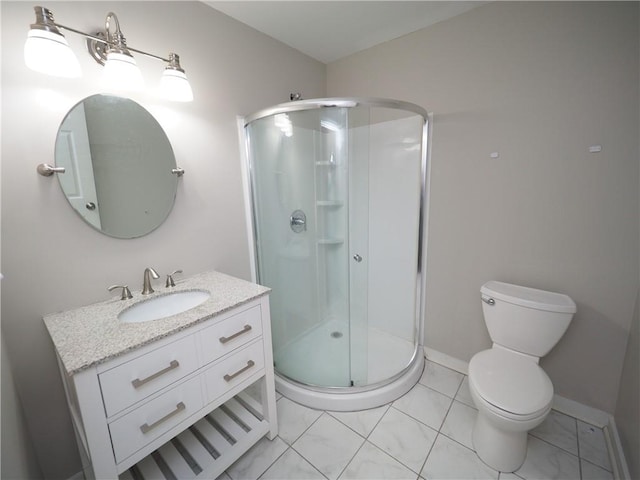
[102, 51, 144, 91]
[160, 69, 193, 102]
[24, 29, 81, 78]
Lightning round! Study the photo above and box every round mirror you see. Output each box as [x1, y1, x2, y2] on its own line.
[54, 94, 178, 238]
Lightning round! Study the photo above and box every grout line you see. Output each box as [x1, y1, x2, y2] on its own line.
[436, 387, 457, 432]
[270, 373, 617, 480]
[335, 437, 367, 480]
[255, 443, 290, 480]
[529, 433, 581, 460]
[287, 444, 330, 480]
[365, 412, 434, 477]
[578, 454, 584, 480]
[418, 431, 440, 478]
[325, 403, 390, 440]
[528, 430, 580, 459]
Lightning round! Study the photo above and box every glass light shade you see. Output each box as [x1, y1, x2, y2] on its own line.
[102, 52, 144, 91]
[160, 69, 194, 102]
[24, 29, 81, 78]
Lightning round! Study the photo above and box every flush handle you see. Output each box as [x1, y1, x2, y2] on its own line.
[482, 295, 495, 306]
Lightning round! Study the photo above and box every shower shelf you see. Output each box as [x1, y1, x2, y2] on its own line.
[316, 200, 343, 207]
[317, 238, 344, 245]
[315, 161, 337, 167]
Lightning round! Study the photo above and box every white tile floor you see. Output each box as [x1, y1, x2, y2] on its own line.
[220, 359, 614, 480]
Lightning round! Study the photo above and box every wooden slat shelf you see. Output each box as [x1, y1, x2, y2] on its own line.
[119, 395, 269, 480]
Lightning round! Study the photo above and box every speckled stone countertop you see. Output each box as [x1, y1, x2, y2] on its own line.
[43, 270, 270, 375]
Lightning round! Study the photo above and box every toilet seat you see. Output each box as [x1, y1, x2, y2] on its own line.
[469, 348, 553, 419]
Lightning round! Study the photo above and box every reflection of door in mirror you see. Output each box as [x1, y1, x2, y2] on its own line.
[55, 94, 178, 238]
[54, 103, 102, 230]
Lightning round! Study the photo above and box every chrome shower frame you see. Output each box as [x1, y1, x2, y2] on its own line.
[240, 97, 432, 411]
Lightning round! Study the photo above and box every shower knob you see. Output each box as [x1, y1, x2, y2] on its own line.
[290, 209, 306, 233]
[353, 254, 362, 262]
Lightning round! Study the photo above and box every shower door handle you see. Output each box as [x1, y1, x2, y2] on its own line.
[353, 254, 362, 262]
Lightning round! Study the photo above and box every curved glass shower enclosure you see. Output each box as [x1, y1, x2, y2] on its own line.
[243, 98, 429, 410]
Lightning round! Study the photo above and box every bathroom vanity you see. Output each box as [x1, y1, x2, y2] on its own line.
[44, 270, 277, 480]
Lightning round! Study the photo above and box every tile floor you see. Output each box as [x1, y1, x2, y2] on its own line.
[219, 359, 614, 480]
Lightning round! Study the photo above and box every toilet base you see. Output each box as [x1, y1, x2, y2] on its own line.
[472, 412, 528, 472]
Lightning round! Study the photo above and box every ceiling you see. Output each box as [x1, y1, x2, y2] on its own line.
[205, 1, 486, 64]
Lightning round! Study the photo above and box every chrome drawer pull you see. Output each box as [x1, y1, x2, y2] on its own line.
[223, 360, 256, 382]
[219, 325, 252, 344]
[139, 402, 186, 434]
[131, 360, 180, 389]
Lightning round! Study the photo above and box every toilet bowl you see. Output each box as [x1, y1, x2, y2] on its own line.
[469, 281, 576, 472]
[469, 347, 553, 471]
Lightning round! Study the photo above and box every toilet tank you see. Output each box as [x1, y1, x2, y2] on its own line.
[480, 281, 576, 358]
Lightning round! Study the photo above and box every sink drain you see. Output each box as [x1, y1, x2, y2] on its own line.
[330, 331, 343, 339]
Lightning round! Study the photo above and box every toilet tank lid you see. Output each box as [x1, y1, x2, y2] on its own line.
[481, 281, 577, 314]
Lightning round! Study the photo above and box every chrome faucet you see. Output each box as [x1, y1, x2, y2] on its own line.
[142, 267, 159, 295]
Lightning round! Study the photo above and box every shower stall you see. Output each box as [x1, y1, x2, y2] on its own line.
[242, 98, 429, 411]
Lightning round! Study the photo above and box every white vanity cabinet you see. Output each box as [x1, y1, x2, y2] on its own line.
[45, 272, 277, 480]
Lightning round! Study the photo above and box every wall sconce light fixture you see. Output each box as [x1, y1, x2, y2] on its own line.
[24, 6, 193, 102]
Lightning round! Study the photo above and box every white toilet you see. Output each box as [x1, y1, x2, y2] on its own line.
[468, 281, 576, 472]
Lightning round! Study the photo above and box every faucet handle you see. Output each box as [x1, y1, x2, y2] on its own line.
[166, 270, 183, 288]
[108, 285, 133, 300]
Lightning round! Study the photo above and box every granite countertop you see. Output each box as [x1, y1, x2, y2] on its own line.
[43, 270, 270, 375]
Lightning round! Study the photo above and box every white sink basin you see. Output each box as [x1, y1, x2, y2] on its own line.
[119, 290, 210, 323]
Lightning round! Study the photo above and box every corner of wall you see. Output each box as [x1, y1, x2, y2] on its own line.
[1, 335, 43, 479]
[613, 289, 640, 479]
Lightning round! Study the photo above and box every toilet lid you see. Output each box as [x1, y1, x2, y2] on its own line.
[469, 349, 553, 416]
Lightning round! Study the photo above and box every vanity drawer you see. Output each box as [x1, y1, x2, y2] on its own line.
[109, 376, 203, 463]
[99, 335, 199, 417]
[204, 339, 265, 403]
[199, 306, 263, 365]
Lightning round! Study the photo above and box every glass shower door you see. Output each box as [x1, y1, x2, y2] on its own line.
[247, 108, 354, 387]
[346, 107, 370, 387]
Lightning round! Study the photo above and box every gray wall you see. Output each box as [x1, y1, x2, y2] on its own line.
[328, 1, 639, 413]
[0, 2, 325, 478]
[1, 336, 43, 480]
[614, 11, 640, 470]
[615, 290, 639, 479]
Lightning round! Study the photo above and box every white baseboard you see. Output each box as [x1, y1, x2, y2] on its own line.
[551, 393, 610, 428]
[424, 346, 630, 479]
[550, 394, 633, 479]
[606, 415, 632, 480]
[424, 346, 469, 375]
